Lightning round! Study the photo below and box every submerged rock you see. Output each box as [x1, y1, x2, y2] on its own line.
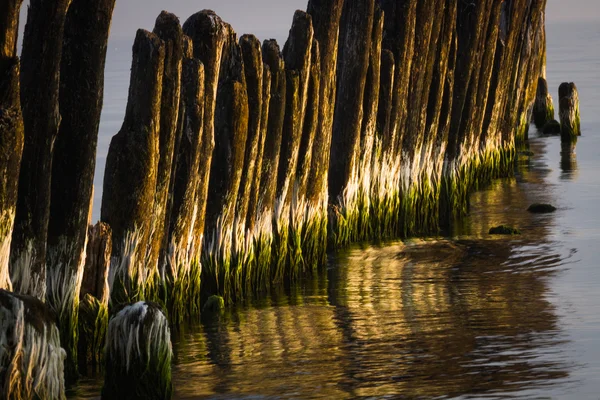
[489, 226, 522, 235]
[527, 203, 557, 213]
[202, 295, 225, 314]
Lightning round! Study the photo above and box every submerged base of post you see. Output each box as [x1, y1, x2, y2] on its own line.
[102, 301, 172, 400]
[0, 290, 66, 400]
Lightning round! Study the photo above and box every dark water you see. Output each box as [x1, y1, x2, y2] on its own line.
[73, 20, 600, 399]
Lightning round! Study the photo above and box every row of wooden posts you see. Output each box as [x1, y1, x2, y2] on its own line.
[0, 0, 581, 398]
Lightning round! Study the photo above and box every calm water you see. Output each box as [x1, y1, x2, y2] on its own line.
[74, 20, 600, 399]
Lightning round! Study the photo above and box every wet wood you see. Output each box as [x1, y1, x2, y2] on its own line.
[296, 40, 321, 201]
[182, 11, 227, 251]
[204, 25, 249, 235]
[0, 0, 24, 291]
[258, 40, 286, 217]
[168, 59, 205, 267]
[81, 222, 112, 304]
[101, 29, 164, 271]
[377, 49, 395, 156]
[148, 11, 185, 275]
[306, 0, 345, 203]
[559, 82, 581, 141]
[246, 64, 271, 231]
[236, 35, 263, 230]
[329, 0, 375, 201]
[11, 0, 73, 300]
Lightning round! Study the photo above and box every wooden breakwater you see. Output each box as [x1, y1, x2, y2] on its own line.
[1, 0, 557, 392]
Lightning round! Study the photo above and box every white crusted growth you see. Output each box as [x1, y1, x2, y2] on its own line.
[10, 240, 45, 300]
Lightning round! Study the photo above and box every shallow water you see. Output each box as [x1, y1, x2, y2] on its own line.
[71, 19, 600, 399]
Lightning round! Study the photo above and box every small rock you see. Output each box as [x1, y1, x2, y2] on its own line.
[542, 119, 561, 134]
[489, 225, 521, 235]
[203, 295, 225, 314]
[527, 203, 557, 213]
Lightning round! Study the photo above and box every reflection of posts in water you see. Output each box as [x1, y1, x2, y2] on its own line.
[560, 141, 578, 176]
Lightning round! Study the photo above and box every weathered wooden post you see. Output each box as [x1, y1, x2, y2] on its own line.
[102, 302, 172, 400]
[0, 0, 24, 292]
[258, 40, 286, 221]
[246, 64, 271, 233]
[305, 0, 345, 205]
[11, 0, 72, 300]
[46, 0, 115, 380]
[329, 0, 375, 246]
[203, 23, 249, 299]
[533, 77, 555, 128]
[148, 12, 184, 281]
[101, 29, 165, 304]
[559, 82, 581, 142]
[357, 4, 383, 239]
[0, 290, 66, 400]
[380, 0, 417, 159]
[377, 49, 395, 157]
[182, 10, 227, 263]
[236, 35, 264, 231]
[78, 222, 111, 373]
[296, 40, 320, 203]
[166, 57, 204, 319]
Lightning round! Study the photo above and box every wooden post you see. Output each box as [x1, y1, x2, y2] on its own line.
[11, 0, 72, 300]
[377, 49, 395, 157]
[559, 82, 581, 142]
[0, 290, 66, 400]
[182, 10, 228, 256]
[246, 64, 271, 232]
[102, 302, 172, 400]
[329, 0, 375, 245]
[78, 222, 111, 373]
[258, 40, 286, 219]
[167, 58, 205, 273]
[45, 0, 115, 380]
[0, 0, 24, 292]
[296, 40, 321, 201]
[236, 35, 264, 230]
[149, 11, 185, 279]
[533, 77, 555, 128]
[305, 0, 345, 204]
[101, 30, 165, 304]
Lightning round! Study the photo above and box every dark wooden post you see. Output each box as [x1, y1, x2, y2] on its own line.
[78, 222, 111, 372]
[377, 49, 395, 157]
[45, 0, 115, 380]
[246, 64, 271, 232]
[204, 24, 249, 241]
[168, 59, 205, 273]
[11, 0, 72, 300]
[236, 34, 264, 230]
[101, 30, 165, 303]
[148, 11, 184, 279]
[559, 82, 581, 142]
[533, 77, 554, 128]
[258, 40, 286, 218]
[329, 0, 375, 246]
[296, 40, 321, 201]
[0, 0, 24, 292]
[306, 0, 345, 204]
[380, 0, 417, 158]
[182, 10, 228, 256]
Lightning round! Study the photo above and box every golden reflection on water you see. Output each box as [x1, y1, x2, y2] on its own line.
[52, 113, 581, 400]
[171, 137, 573, 399]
